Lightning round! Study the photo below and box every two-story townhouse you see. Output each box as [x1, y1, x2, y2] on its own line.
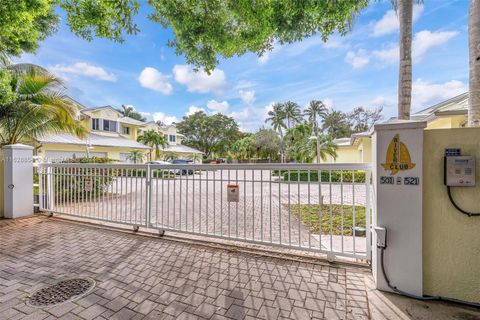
[35, 102, 203, 163]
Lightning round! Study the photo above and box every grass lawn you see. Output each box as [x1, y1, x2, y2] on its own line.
[285, 204, 366, 236]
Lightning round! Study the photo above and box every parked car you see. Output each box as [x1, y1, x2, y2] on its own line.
[146, 160, 171, 165]
[170, 159, 194, 175]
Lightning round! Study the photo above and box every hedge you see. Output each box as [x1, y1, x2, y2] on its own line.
[49, 157, 116, 203]
[279, 170, 365, 183]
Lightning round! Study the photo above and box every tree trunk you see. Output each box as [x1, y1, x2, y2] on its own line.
[398, 0, 413, 120]
[468, 0, 480, 126]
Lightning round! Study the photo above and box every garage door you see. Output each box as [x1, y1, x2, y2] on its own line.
[45, 151, 107, 163]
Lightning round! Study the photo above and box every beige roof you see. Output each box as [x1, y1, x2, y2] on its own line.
[161, 144, 203, 154]
[37, 133, 151, 149]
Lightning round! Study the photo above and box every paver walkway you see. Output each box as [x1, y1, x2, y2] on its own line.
[0, 215, 370, 319]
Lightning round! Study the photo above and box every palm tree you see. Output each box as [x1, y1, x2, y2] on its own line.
[304, 100, 327, 134]
[162, 151, 177, 161]
[265, 103, 287, 162]
[120, 104, 146, 122]
[0, 64, 86, 146]
[265, 103, 287, 138]
[137, 129, 168, 160]
[308, 134, 338, 163]
[396, 0, 421, 120]
[468, 0, 480, 126]
[127, 150, 144, 164]
[283, 101, 302, 129]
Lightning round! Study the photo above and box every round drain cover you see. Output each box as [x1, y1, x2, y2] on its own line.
[27, 278, 95, 307]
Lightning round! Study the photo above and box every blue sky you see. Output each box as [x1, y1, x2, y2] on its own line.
[19, 0, 469, 132]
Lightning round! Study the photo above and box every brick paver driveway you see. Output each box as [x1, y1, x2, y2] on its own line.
[0, 216, 370, 319]
[54, 169, 369, 257]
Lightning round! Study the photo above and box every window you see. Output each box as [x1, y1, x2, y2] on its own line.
[92, 118, 100, 130]
[169, 135, 176, 143]
[123, 127, 130, 135]
[103, 119, 117, 132]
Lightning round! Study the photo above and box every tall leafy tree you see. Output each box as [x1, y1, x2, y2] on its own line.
[230, 134, 254, 161]
[321, 110, 352, 139]
[148, 1, 369, 71]
[252, 128, 281, 160]
[177, 111, 239, 158]
[468, 0, 480, 126]
[137, 129, 167, 160]
[2, 1, 368, 67]
[348, 106, 383, 133]
[0, 1, 59, 56]
[283, 101, 302, 129]
[304, 100, 327, 134]
[0, 64, 86, 145]
[120, 105, 146, 122]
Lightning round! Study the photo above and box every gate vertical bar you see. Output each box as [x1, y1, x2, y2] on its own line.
[365, 168, 372, 260]
[146, 164, 152, 228]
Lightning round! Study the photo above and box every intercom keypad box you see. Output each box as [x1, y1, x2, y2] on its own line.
[445, 156, 476, 187]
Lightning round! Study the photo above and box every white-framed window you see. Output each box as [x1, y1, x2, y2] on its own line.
[103, 119, 117, 132]
[123, 126, 130, 135]
[92, 118, 100, 130]
[169, 134, 176, 143]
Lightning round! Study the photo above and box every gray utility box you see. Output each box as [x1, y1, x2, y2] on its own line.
[445, 156, 476, 187]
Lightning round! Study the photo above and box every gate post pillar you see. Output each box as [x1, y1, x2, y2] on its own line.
[372, 121, 426, 296]
[3, 144, 34, 219]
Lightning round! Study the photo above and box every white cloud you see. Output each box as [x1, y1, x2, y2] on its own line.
[372, 44, 398, 64]
[372, 5, 424, 37]
[173, 65, 226, 94]
[153, 112, 178, 125]
[138, 67, 173, 95]
[371, 96, 396, 108]
[206, 100, 229, 113]
[413, 30, 458, 60]
[229, 103, 275, 132]
[239, 90, 256, 104]
[49, 62, 117, 81]
[186, 105, 206, 116]
[345, 49, 370, 69]
[373, 30, 458, 64]
[139, 111, 151, 118]
[412, 79, 467, 109]
[323, 98, 334, 109]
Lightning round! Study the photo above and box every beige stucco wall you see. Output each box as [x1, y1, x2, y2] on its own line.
[426, 115, 466, 129]
[322, 145, 360, 163]
[423, 127, 480, 304]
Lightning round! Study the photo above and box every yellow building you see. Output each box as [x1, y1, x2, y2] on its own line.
[35, 102, 203, 163]
[325, 92, 469, 163]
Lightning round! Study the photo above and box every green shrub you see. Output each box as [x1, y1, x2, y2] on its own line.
[48, 157, 117, 204]
[62, 156, 117, 163]
[281, 170, 365, 183]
